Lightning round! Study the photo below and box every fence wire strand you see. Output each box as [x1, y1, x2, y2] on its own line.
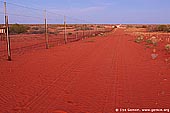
[0, 1, 111, 60]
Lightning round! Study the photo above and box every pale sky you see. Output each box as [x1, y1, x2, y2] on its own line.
[0, 0, 169, 24]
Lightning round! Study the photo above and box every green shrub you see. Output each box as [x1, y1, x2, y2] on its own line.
[10, 23, 28, 34]
[146, 36, 158, 46]
[165, 44, 170, 51]
[146, 39, 152, 44]
[134, 35, 144, 43]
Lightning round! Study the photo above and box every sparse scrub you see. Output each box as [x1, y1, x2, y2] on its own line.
[145, 36, 158, 46]
[136, 25, 147, 28]
[29, 26, 45, 34]
[126, 25, 133, 28]
[68, 32, 72, 35]
[32, 27, 39, 30]
[97, 25, 103, 28]
[10, 23, 28, 34]
[77, 27, 93, 31]
[157, 25, 170, 32]
[134, 35, 144, 43]
[147, 25, 170, 32]
[30, 28, 45, 34]
[165, 44, 170, 52]
[141, 25, 147, 28]
[146, 39, 153, 44]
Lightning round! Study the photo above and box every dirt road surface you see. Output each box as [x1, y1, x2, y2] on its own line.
[0, 29, 170, 113]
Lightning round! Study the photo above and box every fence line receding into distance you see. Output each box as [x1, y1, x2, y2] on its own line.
[0, 1, 113, 61]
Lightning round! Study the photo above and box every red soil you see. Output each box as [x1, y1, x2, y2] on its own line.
[0, 29, 170, 113]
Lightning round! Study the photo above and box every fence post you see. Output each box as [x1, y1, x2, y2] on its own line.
[44, 10, 49, 49]
[75, 31, 78, 40]
[88, 24, 90, 38]
[64, 16, 67, 44]
[83, 24, 85, 39]
[89, 25, 91, 37]
[4, 2, 11, 61]
[95, 24, 98, 35]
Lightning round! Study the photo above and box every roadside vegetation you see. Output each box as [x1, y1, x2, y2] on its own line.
[147, 25, 170, 32]
[132, 24, 170, 62]
[10, 23, 29, 34]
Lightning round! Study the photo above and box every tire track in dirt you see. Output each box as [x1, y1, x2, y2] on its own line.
[114, 29, 170, 109]
[29, 35, 113, 113]
[1, 35, 106, 113]
[0, 94, 9, 104]
[101, 28, 124, 112]
[114, 30, 134, 108]
[2, 28, 169, 112]
[114, 29, 158, 108]
[43, 30, 117, 113]
[15, 35, 111, 112]
[102, 29, 140, 112]
[45, 47, 110, 112]
[17, 48, 96, 111]
[0, 43, 86, 112]
[0, 41, 86, 112]
[113, 31, 125, 109]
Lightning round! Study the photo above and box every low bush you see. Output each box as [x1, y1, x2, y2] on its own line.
[157, 25, 169, 32]
[145, 36, 158, 46]
[10, 24, 28, 34]
[32, 27, 39, 30]
[134, 35, 144, 43]
[68, 32, 72, 35]
[165, 44, 170, 51]
[146, 39, 153, 44]
[147, 25, 170, 32]
[30, 28, 45, 34]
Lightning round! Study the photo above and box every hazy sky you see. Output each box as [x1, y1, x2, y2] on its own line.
[0, 0, 170, 24]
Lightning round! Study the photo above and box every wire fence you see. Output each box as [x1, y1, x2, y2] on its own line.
[0, 1, 113, 61]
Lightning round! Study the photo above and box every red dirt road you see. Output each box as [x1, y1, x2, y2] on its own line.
[0, 29, 170, 113]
